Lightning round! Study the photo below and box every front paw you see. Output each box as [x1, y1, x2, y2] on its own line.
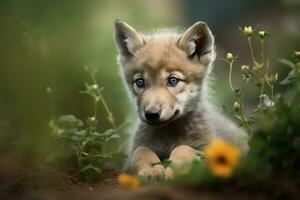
[137, 164, 165, 180]
[165, 167, 175, 180]
[165, 165, 191, 180]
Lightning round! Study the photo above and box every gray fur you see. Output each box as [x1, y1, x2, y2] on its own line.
[114, 21, 249, 173]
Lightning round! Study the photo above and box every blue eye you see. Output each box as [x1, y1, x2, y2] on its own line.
[135, 78, 145, 88]
[168, 77, 180, 86]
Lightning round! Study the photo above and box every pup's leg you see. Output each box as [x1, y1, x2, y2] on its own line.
[165, 145, 202, 179]
[131, 146, 165, 180]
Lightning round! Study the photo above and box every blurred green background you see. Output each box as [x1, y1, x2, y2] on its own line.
[0, 0, 299, 163]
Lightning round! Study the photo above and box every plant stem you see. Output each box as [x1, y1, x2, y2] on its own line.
[77, 145, 83, 173]
[260, 40, 265, 64]
[239, 80, 253, 137]
[94, 99, 98, 119]
[248, 37, 256, 65]
[228, 62, 235, 92]
[257, 40, 266, 111]
[258, 84, 265, 110]
[271, 85, 274, 106]
[239, 106, 252, 137]
[89, 70, 117, 129]
[97, 95, 117, 129]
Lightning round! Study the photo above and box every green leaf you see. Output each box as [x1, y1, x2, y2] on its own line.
[107, 133, 120, 140]
[92, 132, 104, 137]
[71, 135, 82, 142]
[280, 74, 297, 85]
[83, 136, 96, 144]
[278, 58, 295, 69]
[90, 154, 112, 159]
[222, 105, 236, 115]
[162, 159, 172, 168]
[103, 129, 114, 136]
[84, 82, 91, 90]
[233, 114, 243, 122]
[81, 163, 101, 173]
[58, 114, 83, 127]
[74, 130, 87, 136]
[222, 105, 229, 112]
[151, 159, 172, 168]
[81, 152, 89, 157]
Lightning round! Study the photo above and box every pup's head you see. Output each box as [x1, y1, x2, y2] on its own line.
[114, 20, 215, 125]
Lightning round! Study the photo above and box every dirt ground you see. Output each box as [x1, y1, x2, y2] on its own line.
[0, 154, 299, 200]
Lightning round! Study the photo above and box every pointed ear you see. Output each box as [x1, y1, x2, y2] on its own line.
[114, 20, 145, 58]
[178, 22, 215, 65]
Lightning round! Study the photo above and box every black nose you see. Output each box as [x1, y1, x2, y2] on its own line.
[145, 111, 160, 122]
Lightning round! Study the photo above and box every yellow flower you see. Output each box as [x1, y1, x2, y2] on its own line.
[295, 51, 300, 56]
[118, 173, 140, 189]
[205, 139, 241, 178]
[240, 65, 250, 74]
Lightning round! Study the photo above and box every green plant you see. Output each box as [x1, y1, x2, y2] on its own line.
[168, 25, 300, 187]
[170, 50, 300, 187]
[47, 64, 125, 184]
[222, 26, 279, 138]
[246, 50, 300, 174]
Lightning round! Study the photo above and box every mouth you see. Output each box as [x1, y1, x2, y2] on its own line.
[143, 110, 180, 126]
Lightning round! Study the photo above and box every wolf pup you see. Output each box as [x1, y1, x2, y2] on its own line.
[114, 20, 249, 179]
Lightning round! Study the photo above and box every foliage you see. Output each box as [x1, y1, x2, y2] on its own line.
[222, 26, 278, 138]
[223, 31, 300, 176]
[246, 51, 300, 175]
[47, 65, 126, 184]
[168, 26, 300, 186]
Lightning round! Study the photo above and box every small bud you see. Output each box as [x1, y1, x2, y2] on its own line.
[267, 73, 279, 84]
[90, 117, 96, 122]
[259, 31, 266, 37]
[95, 96, 100, 102]
[227, 53, 233, 60]
[258, 31, 267, 40]
[242, 74, 251, 82]
[294, 51, 300, 58]
[233, 101, 241, 112]
[243, 26, 253, 36]
[253, 62, 263, 72]
[92, 84, 98, 90]
[226, 52, 234, 63]
[46, 86, 52, 93]
[241, 65, 250, 74]
[274, 73, 278, 82]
